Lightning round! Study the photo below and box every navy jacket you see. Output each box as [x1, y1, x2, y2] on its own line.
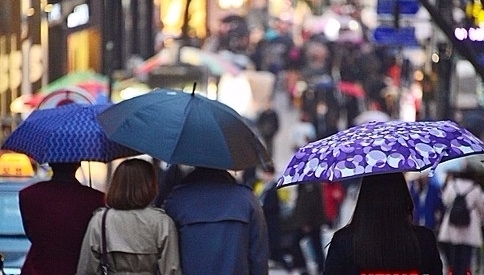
[164, 168, 269, 275]
[409, 181, 445, 230]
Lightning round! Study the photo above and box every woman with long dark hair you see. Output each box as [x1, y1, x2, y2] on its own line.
[324, 172, 443, 275]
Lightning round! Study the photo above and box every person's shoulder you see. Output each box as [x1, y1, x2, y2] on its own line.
[147, 206, 177, 219]
[90, 206, 108, 219]
[146, 207, 177, 224]
[20, 180, 49, 191]
[328, 226, 353, 251]
[80, 185, 105, 195]
[412, 225, 437, 239]
[147, 206, 168, 215]
[332, 226, 352, 241]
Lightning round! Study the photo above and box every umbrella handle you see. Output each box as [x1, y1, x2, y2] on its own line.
[428, 149, 447, 178]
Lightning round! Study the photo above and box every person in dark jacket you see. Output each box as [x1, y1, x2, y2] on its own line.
[164, 167, 269, 275]
[256, 101, 280, 158]
[19, 162, 105, 275]
[257, 166, 290, 271]
[323, 173, 443, 275]
[289, 181, 326, 274]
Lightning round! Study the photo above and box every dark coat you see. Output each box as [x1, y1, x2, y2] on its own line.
[256, 109, 279, 139]
[19, 176, 105, 275]
[259, 181, 282, 259]
[164, 168, 269, 275]
[292, 182, 326, 230]
[323, 225, 443, 275]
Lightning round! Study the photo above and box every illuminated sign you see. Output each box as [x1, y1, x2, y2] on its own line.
[455, 27, 484, 41]
[465, 0, 484, 26]
[0, 153, 34, 177]
[47, 3, 62, 23]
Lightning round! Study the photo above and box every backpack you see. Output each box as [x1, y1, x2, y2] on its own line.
[448, 185, 473, 227]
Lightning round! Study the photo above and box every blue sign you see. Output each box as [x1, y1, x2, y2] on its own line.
[372, 26, 419, 46]
[377, 0, 420, 15]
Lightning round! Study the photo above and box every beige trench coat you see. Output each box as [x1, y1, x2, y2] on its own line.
[76, 207, 181, 275]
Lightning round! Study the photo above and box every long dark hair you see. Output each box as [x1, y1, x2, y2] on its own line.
[349, 173, 421, 269]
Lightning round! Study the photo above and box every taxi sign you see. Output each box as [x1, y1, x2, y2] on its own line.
[0, 153, 34, 177]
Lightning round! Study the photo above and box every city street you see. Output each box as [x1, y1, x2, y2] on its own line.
[268, 86, 338, 275]
[265, 86, 480, 275]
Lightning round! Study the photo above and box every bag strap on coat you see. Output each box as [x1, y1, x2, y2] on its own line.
[101, 208, 110, 275]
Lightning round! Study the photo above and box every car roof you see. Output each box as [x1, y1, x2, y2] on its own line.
[0, 177, 46, 192]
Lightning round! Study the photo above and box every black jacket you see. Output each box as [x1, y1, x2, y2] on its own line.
[324, 225, 443, 275]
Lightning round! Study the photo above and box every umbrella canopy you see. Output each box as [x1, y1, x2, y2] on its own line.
[97, 88, 272, 171]
[278, 120, 484, 187]
[39, 70, 108, 94]
[1, 103, 140, 164]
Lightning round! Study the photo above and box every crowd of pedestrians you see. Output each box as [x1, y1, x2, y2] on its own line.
[13, 8, 484, 275]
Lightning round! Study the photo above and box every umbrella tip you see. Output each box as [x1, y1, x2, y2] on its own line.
[191, 82, 197, 96]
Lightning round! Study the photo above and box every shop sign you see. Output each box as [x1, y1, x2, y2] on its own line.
[372, 26, 419, 46]
[0, 36, 44, 95]
[377, 0, 420, 15]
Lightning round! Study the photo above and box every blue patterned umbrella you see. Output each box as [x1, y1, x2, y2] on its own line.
[278, 120, 484, 187]
[1, 103, 140, 164]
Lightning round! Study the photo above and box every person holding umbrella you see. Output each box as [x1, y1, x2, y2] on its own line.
[95, 88, 272, 274]
[163, 166, 269, 275]
[323, 173, 443, 275]
[19, 162, 105, 275]
[77, 158, 181, 274]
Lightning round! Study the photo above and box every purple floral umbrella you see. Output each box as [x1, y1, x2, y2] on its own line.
[278, 120, 484, 187]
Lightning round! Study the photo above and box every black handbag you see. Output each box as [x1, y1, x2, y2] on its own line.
[100, 208, 110, 275]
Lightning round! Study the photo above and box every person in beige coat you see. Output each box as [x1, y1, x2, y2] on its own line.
[77, 159, 181, 275]
[438, 171, 484, 275]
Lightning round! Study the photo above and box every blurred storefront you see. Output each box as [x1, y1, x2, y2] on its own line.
[0, 0, 44, 143]
[0, 0, 293, 133]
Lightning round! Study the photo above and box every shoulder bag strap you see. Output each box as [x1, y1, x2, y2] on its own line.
[101, 208, 110, 275]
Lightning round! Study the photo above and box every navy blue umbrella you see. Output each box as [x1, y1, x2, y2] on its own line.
[1, 103, 140, 164]
[97, 88, 272, 171]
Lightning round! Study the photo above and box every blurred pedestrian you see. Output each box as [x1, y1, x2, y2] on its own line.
[251, 16, 294, 76]
[407, 171, 445, 233]
[437, 170, 484, 275]
[322, 181, 346, 229]
[256, 101, 280, 157]
[324, 173, 443, 275]
[256, 166, 291, 271]
[164, 167, 269, 275]
[289, 182, 326, 274]
[77, 159, 181, 274]
[313, 100, 338, 140]
[291, 111, 316, 152]
[19, 162, 105, 275]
